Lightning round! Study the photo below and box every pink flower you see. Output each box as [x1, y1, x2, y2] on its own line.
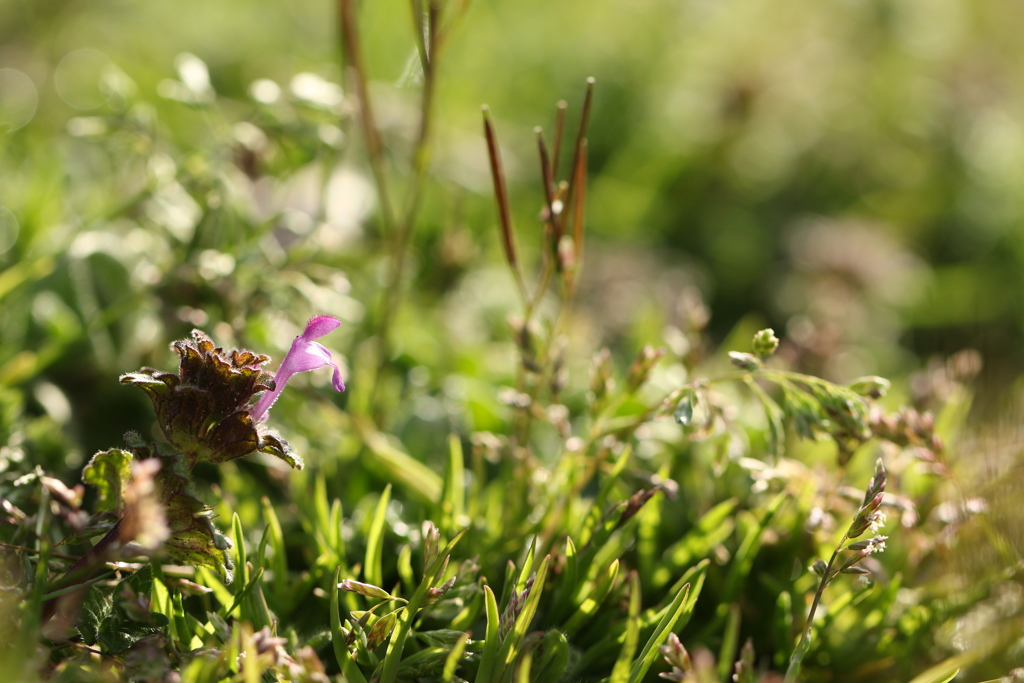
[250, 316, 345, 422]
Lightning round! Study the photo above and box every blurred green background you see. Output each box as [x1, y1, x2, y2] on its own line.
[6, 0, 1024, 393]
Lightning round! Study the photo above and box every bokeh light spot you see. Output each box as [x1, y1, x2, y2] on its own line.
[55, 49, 115, 109]
[0, 207, 19, 254]
[0, 69, 38, 131]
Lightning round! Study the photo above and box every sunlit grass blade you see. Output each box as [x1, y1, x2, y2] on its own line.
[513, 650, 532, 683]
[365, 484, 391, 587]
[722, 492, 786, 602]
[442, 631, 471, 683]
[496, 554, 550, 682]
[629, 559, 708, 683]
[658, 498, 737, 587]
[532, 630, 569, 683]
[261, 496, 287, 598]
[477, 584, 501, 683]
[231, 512, 248, 590]
[516, 538, 537, 592]
[440, 433, 465, 536]
[563, 558, 618, 636]
[577, 445, 631, 546]
[549, 536, 578, 623]
[352, 416, 442, 504]
[379, 529, 466, 683]
[717, 603, 741, 682]
[224, 566, 264, 617]
[609, 570, 641, 683]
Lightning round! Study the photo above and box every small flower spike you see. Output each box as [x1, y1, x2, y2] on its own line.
[250, 316, 346, 422]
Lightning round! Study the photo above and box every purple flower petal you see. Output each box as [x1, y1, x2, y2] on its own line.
[250, 316, 345, 422]
[302, 315, 342, 340]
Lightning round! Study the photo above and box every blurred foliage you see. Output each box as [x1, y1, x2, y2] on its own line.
[2, 0, 1024, 680]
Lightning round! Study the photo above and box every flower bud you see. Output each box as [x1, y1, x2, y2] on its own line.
[752, 328, 779, 359]
[848, 376, 891, 399]
[626, 345, 665, 392]
[728, 352, 762, 372]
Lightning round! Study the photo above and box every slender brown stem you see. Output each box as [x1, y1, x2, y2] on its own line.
[483, 106, 529, 305]
[40, 520, 123, 624]
[368, 5, 444, 418]
[550, 100, 568, 181]
[337, 0, 396, 233]
[784, 531, 849, 683]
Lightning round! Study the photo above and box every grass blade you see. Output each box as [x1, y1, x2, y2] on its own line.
[261, 496, 287, 599]
[609, 570, 641, 683]
[442, 631, 471, 683]
[496, 554, 550, 682]
[629, 559, 709, 683]
[331, 566, 369, 683]
[379, 529, 467, 683]
[440, 433, 465, 536]
[477, 584, 501, 683]
[365, 484, 391, 587]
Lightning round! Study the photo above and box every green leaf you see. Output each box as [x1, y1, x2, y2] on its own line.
[225, 566, 265, 617]
[516, 538, 537, 593]
[549, 536, 579, 623]
[78, 584, 111, 645]
[531, 630, 569, 683]
[232, 512, 248, 588]
[81, 448, 133, 513]
[908, 663, 964, 683]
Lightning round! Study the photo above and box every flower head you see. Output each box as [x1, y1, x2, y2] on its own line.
[250, 316, 346, 422]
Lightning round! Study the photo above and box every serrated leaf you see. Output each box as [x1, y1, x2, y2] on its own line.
[78, 584, 111, 645]
[82, 448, 133, 513]
[155, 457, 234, 580]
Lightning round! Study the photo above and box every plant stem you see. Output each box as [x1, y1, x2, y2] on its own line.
[784, 533, 848, 683]
[40, 520, 123, 625]
[370, 8, 440, 420]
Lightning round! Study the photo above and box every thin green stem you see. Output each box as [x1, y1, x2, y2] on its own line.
[784, 533, 849, 683]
